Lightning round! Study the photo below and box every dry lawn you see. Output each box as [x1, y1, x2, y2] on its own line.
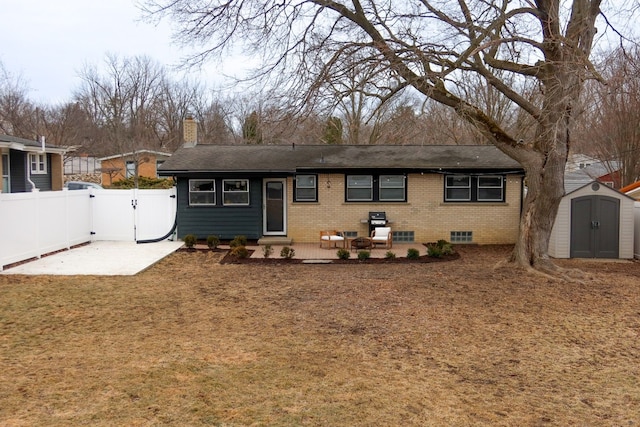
[1, 245, 639, 426]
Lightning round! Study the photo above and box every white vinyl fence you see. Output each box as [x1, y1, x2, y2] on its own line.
[0, 188, 177, 271]
[635, 201, 640, 259]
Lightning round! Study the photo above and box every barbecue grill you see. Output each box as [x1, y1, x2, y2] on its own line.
[368, 211, 387, 235]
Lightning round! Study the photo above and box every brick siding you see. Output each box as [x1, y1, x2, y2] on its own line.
[287, 173, 522, 244]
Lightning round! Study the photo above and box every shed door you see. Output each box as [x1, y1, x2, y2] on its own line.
[570, 195, 619, 258]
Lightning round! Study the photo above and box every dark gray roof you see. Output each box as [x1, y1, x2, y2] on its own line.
[0, 134, 68, 153]
[0, 134, 42, 148]
[159, 144, 523, 174]
[564, 162, 619, 193]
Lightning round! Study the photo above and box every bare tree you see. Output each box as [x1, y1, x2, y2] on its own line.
[579, 47, 640, 187]
[75, 54, 168, 186]
[144, 0, 613, 271]
[0, 62, 38, 138]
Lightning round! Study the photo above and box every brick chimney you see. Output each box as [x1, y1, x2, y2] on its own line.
[183, 115, 197, 147]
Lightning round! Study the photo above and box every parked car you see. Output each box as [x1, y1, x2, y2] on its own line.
[64, 181, 104, 190]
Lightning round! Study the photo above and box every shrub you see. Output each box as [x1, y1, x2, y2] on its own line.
[384, 251, 396, 260]
[280, 246, 295, 259]
[357, 250, 371, 261]
[427, 244, 443, 258]
[262, 244, 273, 258]
[230, 235, 248, 248]
[108, 176, 174, 189]
[183, 234, 197, 249]
[230, 245, 250, 258]
[206, 235, 220, 249]
[336, 248, 350, 260]
[428, 239, 455, 257]
[406, 247, 421, 260]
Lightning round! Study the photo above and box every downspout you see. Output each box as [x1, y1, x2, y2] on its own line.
[136, 216, 177, 244]
[136, 188, 178, 244]
[26, 156, 37, 191]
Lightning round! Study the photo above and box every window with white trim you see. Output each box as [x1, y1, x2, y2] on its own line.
[445, 175, 505, 202]
[294, 174, 317, 202]
[189, 179, 215, 205]
[346, 175, 373, 201]
[477, 176, 504, 201]
[445, 175, 471, 201]
[223, 179, 249, 205]
[29, 153, 47, 174]
[346, 174, 406, 202]
[379, 175, 405, 201]
[126, 161, 135, 178]
[2, 153, 9, 193]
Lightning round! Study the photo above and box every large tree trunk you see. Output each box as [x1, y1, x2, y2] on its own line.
[511, 150, 567, 269]
[506, 91, 572, 270]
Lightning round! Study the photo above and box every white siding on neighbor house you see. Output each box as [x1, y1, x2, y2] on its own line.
[549, 183, 635, 259]
[635, 202, 640, 259]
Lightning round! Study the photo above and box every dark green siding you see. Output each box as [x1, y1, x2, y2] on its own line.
[8, 151, 52, 192]
[9, 150, 27, 192]
[175, 178, 263, 240]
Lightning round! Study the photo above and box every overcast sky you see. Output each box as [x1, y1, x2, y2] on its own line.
[0, 0, 230, 105]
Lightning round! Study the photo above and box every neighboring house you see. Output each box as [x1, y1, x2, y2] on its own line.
[98, 150, 172, 186]
[565, 153, 599, 172]
[0, 134, 68, 193]
[564, 161, 621, 193]
[549, 181, 635, 259]
[158, 144, 525, 245]
[620, 181, 640, 200]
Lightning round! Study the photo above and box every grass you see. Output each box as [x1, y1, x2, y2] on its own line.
[0, 246, 639, 426]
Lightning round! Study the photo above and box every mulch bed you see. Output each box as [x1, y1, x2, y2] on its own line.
[210, 247, 461, 264]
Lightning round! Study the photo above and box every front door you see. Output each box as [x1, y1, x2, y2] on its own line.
[263, 179, 286, 235]
[570, 195, 620, 258]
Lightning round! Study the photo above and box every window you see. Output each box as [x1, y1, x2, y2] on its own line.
[189, 179, 215, 205]
[126, 161, 135, 178]
[379, 175, 405, 201]
[347, 175, 373, 201]
[445, 175, 471, 201]
[29, 153, 47, 174]
[2, 153, 9, 193]
[477, 176, 504, 201]
[445, 175, 505, 202]
[451, 231, 473, 243]
[346, 174, 406, 202]
[223, 179, 249, 205]
[295, 174, 317, 201]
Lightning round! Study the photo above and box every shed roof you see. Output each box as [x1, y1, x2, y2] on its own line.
[158, 144, 523, 174]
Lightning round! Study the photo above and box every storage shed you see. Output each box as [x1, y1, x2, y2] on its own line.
[549, 181, 636, 259]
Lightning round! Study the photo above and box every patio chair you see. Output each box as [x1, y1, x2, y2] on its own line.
[320, 230, 346, 249]
[371, 227, 392, 249]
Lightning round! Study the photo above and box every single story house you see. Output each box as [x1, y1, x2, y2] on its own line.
[564, 161, 621, 192]
[1, 134, 68, 193]
[549, 181, 636, 259]
[98, 150, 172, 186]
[158, 143, 525, 245]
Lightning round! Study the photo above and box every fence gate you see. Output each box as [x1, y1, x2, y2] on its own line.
[90, 188, 177, 241]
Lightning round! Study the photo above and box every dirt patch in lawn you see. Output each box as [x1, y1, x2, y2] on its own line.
[1, 245, 639, 426]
